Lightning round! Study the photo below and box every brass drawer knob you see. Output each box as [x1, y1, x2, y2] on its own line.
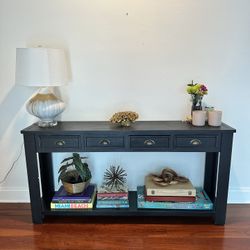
[99, 139, 111, 145]
[190, 139, 202, 145]
[144, 139, 156, 146]
[55, 140, 66, 146]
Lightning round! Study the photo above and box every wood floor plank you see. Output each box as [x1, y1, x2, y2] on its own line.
[0, 204, 249, 250]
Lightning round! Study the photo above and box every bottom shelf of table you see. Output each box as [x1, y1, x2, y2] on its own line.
[43, 191, 215, 218]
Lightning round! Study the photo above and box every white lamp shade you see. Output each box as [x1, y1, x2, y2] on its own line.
[15, 48, 69, 87]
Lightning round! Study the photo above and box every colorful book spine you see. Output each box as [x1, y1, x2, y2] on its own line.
[145, 196, 196, 202]
[96, 204, 129, 209]
[52, 184, 96, 203]
[51, 202, 93, 209]
[137, 186, 213, 210]
[52, 198, 92, 203]
[146, 188, 196, 197]
[96, 196, 128, 201]
[98, 185, 128, 194]
[51, 185, 96, 209]
[96, 199, 129, 205]
[97, 193, 128, 198]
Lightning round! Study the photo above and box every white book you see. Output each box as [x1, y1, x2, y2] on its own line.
[145, 175, 196, 197]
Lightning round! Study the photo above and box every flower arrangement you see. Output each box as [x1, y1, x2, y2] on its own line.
[186, 81, 208, 111]
[110, 111, 139, 127]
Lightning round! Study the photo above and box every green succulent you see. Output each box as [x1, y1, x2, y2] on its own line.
[58, 153, 92, 184]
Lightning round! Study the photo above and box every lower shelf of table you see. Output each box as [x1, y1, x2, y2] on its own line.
[43, 191, 215, 218]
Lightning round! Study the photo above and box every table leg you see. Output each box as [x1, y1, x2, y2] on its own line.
[214, 133, 234, 225]
[23, 134, 43, 224]
[204, 152, 218, 202]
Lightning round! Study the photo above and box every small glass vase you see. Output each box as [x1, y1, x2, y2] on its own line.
[191, 95, 203, 114]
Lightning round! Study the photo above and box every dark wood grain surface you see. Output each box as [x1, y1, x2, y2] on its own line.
[21, 121, 236, 134]
[0, 203, 249, 250]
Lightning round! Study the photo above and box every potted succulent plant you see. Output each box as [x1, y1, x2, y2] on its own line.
[58, 153, 92, 194]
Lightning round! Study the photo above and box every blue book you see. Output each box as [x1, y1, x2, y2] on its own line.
[96, 204, 129, 209]
[96, 199, 129, 205]
[137, 186, 213, 210]
[52, 184, 96, 203]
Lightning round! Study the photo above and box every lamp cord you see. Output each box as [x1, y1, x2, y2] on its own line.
[0, 143, 24, 184]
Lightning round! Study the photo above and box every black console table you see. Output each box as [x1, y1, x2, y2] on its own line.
[21, 121, 236, 225]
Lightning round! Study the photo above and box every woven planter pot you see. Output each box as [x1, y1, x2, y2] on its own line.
[62, 179, 90, 194]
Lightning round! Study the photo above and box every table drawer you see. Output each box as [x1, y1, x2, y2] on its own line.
[174, 135, 219, 151]
[130, 136, 170, 149]
[86, 137, 124, 148]
[37, 135, 81, 151]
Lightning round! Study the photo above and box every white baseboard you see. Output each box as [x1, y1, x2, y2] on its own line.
[0, 188, 30, 202]
[228, 187, 250, 204]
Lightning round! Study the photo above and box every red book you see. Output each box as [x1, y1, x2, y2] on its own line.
[97, 192, 128, 198]
[145, 195, 196, 202]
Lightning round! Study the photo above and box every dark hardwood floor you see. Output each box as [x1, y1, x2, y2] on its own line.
[0, 204, 250, 250]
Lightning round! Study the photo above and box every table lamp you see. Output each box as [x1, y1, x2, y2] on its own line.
[15, 47, 69, 127]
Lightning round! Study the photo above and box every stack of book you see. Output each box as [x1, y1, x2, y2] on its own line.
[137, 175, 213, 210]
[96, 185, 129, 209]
[50, 184, 96, 210]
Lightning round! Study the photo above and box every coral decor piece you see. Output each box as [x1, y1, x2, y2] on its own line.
[110, 111, 139, 127]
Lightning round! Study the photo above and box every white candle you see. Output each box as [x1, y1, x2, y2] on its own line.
[192, 111, 206, 126]
[208, 110, 222, 126]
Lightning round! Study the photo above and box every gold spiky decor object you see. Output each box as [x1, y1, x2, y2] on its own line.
[103, 165, 127, 191]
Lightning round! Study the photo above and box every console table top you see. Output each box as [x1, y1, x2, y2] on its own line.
[21, 121, 236, 134]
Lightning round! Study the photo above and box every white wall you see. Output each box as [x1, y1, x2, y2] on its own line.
[0, 0, 249, 203]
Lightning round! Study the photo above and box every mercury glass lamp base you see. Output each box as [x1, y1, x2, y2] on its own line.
[37, 120, 58, 127]
[26, 87, 66, 128]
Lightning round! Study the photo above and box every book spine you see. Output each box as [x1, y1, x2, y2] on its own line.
[145, 196, 196, 202]
[137, 186, 213, 210]
[146, 188, 196, 197]
[96, 196, 128, 201]
[137, 201, 213, 210]
[50, 202, 93, 209]
[97, 192, 128, 198]
[96, 204, 129, 209]
[52, 198, 92, 203]
[96, 199, 129, 205]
